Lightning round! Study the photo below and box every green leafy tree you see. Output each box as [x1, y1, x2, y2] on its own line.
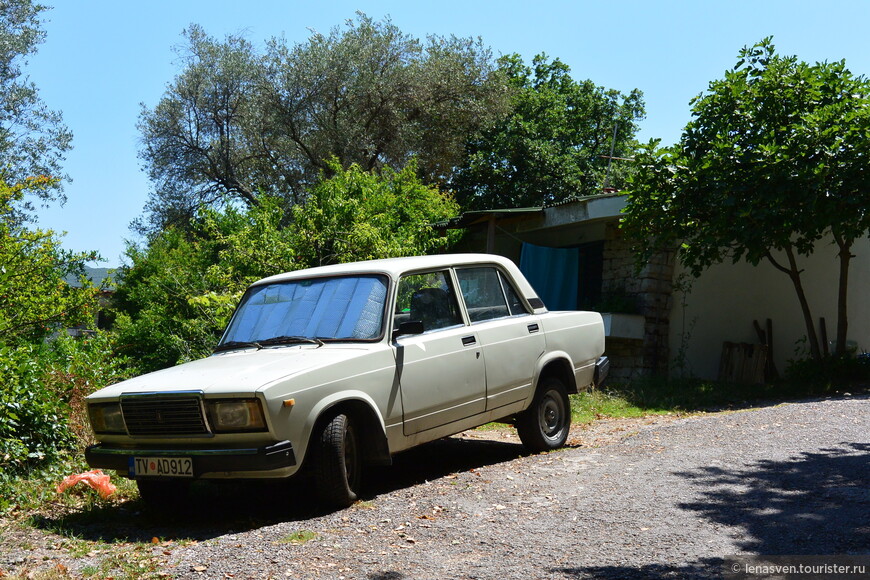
[0, 1, 72, 218]
[452, 53, 645, 210]
[623, 39, 870, 360]
[0, 176, 98, 345]
[136, 24, 269, 233]
[114, 201, 297, 372]
[290, 159, 460, 266]
[0, 177, 114, 479]
[138, 13, 507, 232]
[115, 162, 459, 372]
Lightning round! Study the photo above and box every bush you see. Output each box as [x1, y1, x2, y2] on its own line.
[784, 354, 870, 392]
[41, 332, 132, 449]
[0, 332, 131, 475]
[114, 166, 460, 374]
[0, 343, 73, 472]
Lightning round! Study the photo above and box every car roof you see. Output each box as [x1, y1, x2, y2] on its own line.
[253, 254, 514, 284]
[249, 254, 546, 313]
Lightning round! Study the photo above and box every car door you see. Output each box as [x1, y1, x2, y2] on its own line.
[392, 270, 486, 435]
[455, 266, 545, 411]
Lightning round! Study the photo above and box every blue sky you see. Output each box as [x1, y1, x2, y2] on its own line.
[27, 0, 870, 266]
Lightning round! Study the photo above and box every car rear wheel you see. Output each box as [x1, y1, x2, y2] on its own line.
[517, 377, 571, 452]
[314, 412, 362, 508]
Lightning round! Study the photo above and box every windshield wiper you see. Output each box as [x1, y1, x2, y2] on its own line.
[213, 340, 262, 353]
[258, 335, 325, 348]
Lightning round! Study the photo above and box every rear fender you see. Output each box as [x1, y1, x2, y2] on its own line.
[532, 352, 578, 395]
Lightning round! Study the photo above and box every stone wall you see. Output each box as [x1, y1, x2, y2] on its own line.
[601, 223, 676, 381]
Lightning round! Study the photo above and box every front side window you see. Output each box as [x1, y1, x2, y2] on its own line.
[457, 267, 528, 322]
[221, 274, 389, 344]
[395, 271, 463, 332]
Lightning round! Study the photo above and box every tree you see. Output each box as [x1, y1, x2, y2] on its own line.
[114, 201, 297, 372]
[290, 159, 460, 267]
[136, 25, 270, 233]
[0, 0, 72, 218]
[138, 13, 508, 232]
[0, 176, 98, 345]
[115, 161, 459, 371]
[452, 53, 645, 210]
[623, 39, 870, 360]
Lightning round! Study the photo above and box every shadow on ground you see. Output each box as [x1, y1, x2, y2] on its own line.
[552, 560, 723, 579]
[673, 441, 870, 555]
[31, 435, 525, 545]
[556, 439, 869, 579]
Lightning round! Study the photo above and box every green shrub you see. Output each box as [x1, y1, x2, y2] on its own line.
[0, 343, 73, 472]
[784, 354, 870, 391]
[42, 332, 133, 449]
[0, 332, 131, 475]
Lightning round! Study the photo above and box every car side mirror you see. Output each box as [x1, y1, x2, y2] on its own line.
[392, 320, 424, 341]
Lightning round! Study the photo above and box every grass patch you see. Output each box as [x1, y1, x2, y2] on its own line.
[570, 388, 667, 425]
[573, 371, 868, 424]
[3, 566, 78, 580]
[567, 377, 732, 425]
[278, 529, 318, 544]
[1, 454, 138, 519]
[489, 376, 825, 429]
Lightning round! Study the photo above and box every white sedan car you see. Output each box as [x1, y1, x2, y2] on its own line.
[86, 254, 608, 508]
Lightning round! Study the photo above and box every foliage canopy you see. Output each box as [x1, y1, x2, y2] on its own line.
[115, 162, 458, 372]
[137, 13, 508, 232]
[0, 0, 72, 218]
[452, 53, 645, 210]
[0, 176, 98, 345]
[292, 159, 459, 267]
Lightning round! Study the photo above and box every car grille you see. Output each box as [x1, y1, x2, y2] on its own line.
[120, 394, 209, 436]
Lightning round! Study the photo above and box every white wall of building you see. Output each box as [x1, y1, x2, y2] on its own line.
[669, 235, 870, 380]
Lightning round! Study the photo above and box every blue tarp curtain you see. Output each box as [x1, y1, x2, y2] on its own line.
[519, 243, 579, 311]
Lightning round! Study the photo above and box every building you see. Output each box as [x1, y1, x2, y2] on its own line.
[441, 194, 870, 382]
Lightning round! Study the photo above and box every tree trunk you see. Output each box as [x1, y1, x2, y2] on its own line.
[765, 246, 822, 361]
[834, 235, 853, 357]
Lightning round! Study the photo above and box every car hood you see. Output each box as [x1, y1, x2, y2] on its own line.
[88, 345, 379, 400]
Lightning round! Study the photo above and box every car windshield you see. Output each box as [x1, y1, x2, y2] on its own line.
[219, 274, 389, 346]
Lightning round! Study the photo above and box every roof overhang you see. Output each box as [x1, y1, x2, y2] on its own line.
[437, 193, 627, 252]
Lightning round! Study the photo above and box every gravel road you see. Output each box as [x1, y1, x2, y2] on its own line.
[3, 394, 868, 579]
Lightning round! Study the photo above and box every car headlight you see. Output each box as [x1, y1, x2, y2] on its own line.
[206, 399, 267, 432]
[88, 402, 126, 434]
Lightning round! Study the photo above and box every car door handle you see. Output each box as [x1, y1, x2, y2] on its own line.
[461, 336, 477, 347]
[527, 323, 540, 334]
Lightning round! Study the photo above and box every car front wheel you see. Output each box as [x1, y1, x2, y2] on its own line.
[517, 377, 571, 452]
[314, 412, 362, 508]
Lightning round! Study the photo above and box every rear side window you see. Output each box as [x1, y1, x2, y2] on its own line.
[499, 271, 527, 315]
[456, 267, 528, 322]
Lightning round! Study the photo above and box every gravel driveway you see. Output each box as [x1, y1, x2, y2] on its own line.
[3, 394, 868, 579]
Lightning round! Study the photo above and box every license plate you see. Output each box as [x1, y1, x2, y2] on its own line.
[131, 456, 193, 478]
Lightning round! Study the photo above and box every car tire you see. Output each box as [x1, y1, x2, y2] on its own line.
[314, 412, 362, 508]
[517, 377, 571, 452]
[136, 479, 191, 509]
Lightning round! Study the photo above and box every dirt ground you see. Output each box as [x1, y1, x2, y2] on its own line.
[2, 397, 867, 579]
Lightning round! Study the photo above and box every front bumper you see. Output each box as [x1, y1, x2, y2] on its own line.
[85, 440, 296, 478]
